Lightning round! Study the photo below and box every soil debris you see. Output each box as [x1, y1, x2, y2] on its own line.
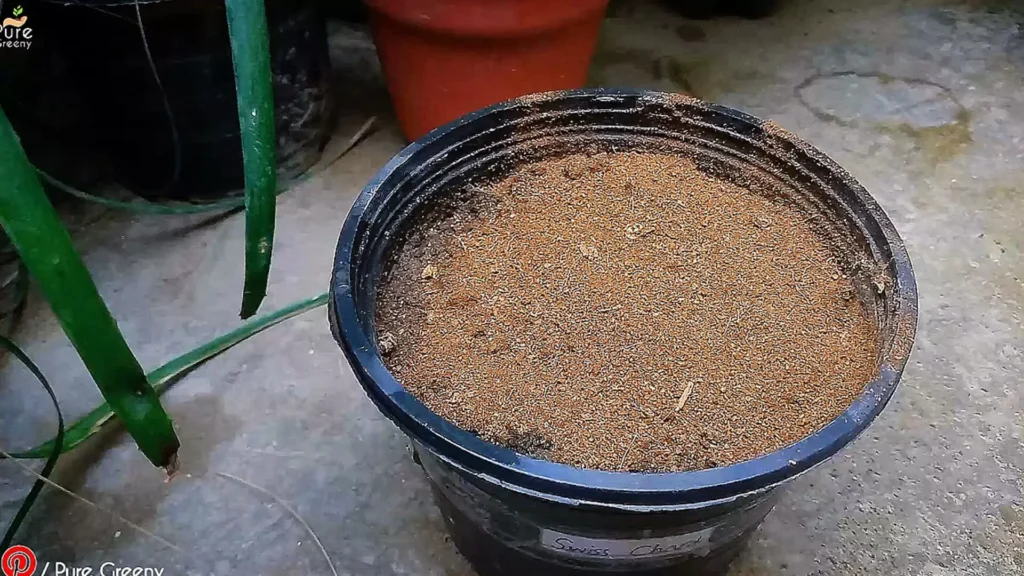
[378, 331, 398, 356]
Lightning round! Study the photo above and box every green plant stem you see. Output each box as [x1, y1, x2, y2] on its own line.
[0, 106, 178, 468]
[5, 292, 327, 460]
[0, 335, 64, 548]
[226, 0, 277, 319]
[38, 170, 249, 215]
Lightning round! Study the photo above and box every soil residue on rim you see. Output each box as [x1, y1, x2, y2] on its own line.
[376, 152, 879, 472]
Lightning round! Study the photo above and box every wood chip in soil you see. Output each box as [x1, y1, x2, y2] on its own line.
[376, 151, 879, 473]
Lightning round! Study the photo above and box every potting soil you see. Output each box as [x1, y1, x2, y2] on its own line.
[376, 152, 878, 472]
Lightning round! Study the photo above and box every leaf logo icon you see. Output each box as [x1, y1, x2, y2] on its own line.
[12, 6, 22, 16]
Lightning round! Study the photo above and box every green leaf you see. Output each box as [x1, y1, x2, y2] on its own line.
[0, 335, 63, 547]
[38, 169, 249, 215]
[0, 105, 179, 468]
[12, 6, 23, 16]
[225, 0, 277, 319]
[5, 292, 327, 460]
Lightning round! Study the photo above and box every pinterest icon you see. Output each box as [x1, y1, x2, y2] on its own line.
[1, 546, 36, 576]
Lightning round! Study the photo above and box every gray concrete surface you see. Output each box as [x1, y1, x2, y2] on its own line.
[2, 0, 1022, 574]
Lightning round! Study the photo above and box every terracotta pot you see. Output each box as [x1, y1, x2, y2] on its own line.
[366, 0, 609, 140]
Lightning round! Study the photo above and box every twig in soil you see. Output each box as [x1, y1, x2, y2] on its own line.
[216, 472, 339, 576]
[666, 381, 696, 421]
[630, 398, 654, 419]
[0, 448, 182, 553]
[651, 230, 682, 241]
[619, 432, 639, 469]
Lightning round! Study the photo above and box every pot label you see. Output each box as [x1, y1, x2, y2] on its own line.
[539, 525, 716, 560]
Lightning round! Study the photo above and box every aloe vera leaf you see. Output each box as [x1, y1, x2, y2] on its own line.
[225, 0, 277, 319]
[0, 106, 178, 467]
[0, 335, 64, 547]
[4, 292, 327, 460]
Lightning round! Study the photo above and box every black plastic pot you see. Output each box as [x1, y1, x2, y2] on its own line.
[0, 0, 332, 200]
[329, 89, 918, 575]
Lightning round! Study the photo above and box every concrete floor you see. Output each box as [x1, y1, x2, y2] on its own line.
[2, 0, 1022, 574]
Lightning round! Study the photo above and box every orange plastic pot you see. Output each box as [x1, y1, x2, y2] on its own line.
[366, 0, 610, 140]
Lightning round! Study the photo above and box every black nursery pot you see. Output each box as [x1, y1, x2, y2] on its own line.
[329, 89, 918, 575]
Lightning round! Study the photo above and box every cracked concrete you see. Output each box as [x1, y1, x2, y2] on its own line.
[1, 0, 1021, 574]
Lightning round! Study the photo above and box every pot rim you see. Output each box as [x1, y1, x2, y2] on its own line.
[329, 88, 919, 508]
